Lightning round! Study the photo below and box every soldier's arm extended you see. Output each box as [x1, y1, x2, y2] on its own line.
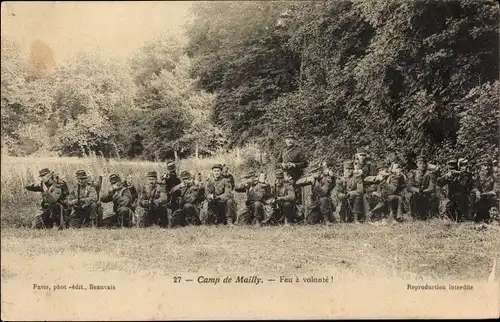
[234, 181, 250, 193]
[100, 189, 114, 203]
[217, 180, 233, 202]
[25, 182, 43, 192]
[295, 176, 315, 188]
[80, 186, 98, 206]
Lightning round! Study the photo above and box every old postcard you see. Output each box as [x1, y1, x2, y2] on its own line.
[1, 1, 499, 320]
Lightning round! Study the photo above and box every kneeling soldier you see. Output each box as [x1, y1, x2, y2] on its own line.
[67, 170, 98, 228]
[297, 161, 337, 225]
[235, 171, 271, 226]
[266, 169, 297, 226]
[471, 158, 498, 223]
[170, 171, 205, 227]
[101, 174, 134, 228]
[203, 163, 237, 225]
[136, 171, 169, 227]
[26, 168, 70, 229]
[332, 161, 364, 223]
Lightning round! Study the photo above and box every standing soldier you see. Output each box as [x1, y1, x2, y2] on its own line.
[170, 171, 205, 227]
[204, 163, 237, 225]
[354, 147, 377, 218]
[161, 160, 181, 216]
[407, 154, 437, 220]
[67, 170, 98, 228]
[332, 161, 365, 223]
[276, 133, 308, 206]
[222, 164, 236, 190]
[296, 161, 336, 225]
[25, 168, 69, 229]
[266, 169, 297, 226]
[471, 158, 497, 223]
[235, 171, 271, 226]
[100, 174, 135, 228]
[136, 171, 169, 228]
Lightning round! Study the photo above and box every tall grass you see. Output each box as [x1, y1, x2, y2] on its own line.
[0, 144, 280, 227]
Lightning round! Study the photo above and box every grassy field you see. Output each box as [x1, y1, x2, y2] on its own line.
[1, 154, 499, 319]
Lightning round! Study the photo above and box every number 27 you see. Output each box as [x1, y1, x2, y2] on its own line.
[173, 276, 181, 283]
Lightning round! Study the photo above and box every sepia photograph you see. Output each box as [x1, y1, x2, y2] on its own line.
[1, 0, 499, 320]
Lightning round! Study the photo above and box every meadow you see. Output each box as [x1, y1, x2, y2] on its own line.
[1, 152, 499, 319]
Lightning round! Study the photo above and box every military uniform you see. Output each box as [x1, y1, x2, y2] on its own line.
[26, 168, 70, 229]
[296, 167, 336, 225]
[471, 158, 498, 223]
[222, 165, 236, 190]
[161, 161, 182, 209]
[365, 162, 405, 221]
[407, 155, 437, 220]
[67, 170, 98, 228]
[332, 161, 365, 223]
[136, 171, 169, 227]
[235, 171, 271, 226]
[276, 134, 307, 206]
[101, 174, 135, 228]
[203, 163, 237, 225]
[355, 148, 377, 217]
[267, 170, 297, 225]
[170, 171, 205, 227]
[437, 159, 474, 222]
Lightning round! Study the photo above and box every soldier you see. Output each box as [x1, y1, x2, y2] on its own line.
[296, 161, 336, 225]
[222, 164, 236, 190]
[275, 133, 308, 206]
[437, 159, 474, 222]
[406, 154, 437, 220]
[235, 171, 271, 226]
[366, 161, 406, 222]
[100, 174, 135, 228]
[25, 168, 70, 229]
[170, 171, 205, 227]
[136, 171, 169, 228]
[67, 170, 98, 228]
[471, 158, 497, 223]
[332, 161, 364, 223]
[161, 161, 181, 213]
[355, 147, 377, 218]
[265, 169, 297, 226]
[203, 163, 237, 225]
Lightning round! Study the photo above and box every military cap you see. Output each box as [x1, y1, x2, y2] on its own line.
[285, 133, 296, 139]
[38, 168, 51, 177]
[75, 169, 88, 179]
[180, 171, 191, 180]
[275, 169, 285, 179]
[212, 163, 223, 170]
[109, 174, 121, 184]
[377, 160, 389, 170]
[166, 161, 176, 171]
[146, 171, 157, 178]
[343, 161, 354, 169]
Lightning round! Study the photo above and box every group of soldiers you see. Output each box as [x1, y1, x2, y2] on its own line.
[26, 134, 498, 229]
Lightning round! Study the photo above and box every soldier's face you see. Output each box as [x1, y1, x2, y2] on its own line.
[344, 168, 353, 177]
[147, 177, 157, 186]
[213, 168, 222, 178]
[276, 178, 284, 185]
[182, 178, 192, 185]
[285, 138, 294, 147]
[41, 173, 52, 183]
[112, 181, 121, 190]
[417, 160, 426, 170]
[392, 164, 401, 175]
[77, 177, 87, 185]
[356, 153, 367, 163]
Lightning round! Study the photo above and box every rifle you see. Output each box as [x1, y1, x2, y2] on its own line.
[94, 175, 103, 227]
